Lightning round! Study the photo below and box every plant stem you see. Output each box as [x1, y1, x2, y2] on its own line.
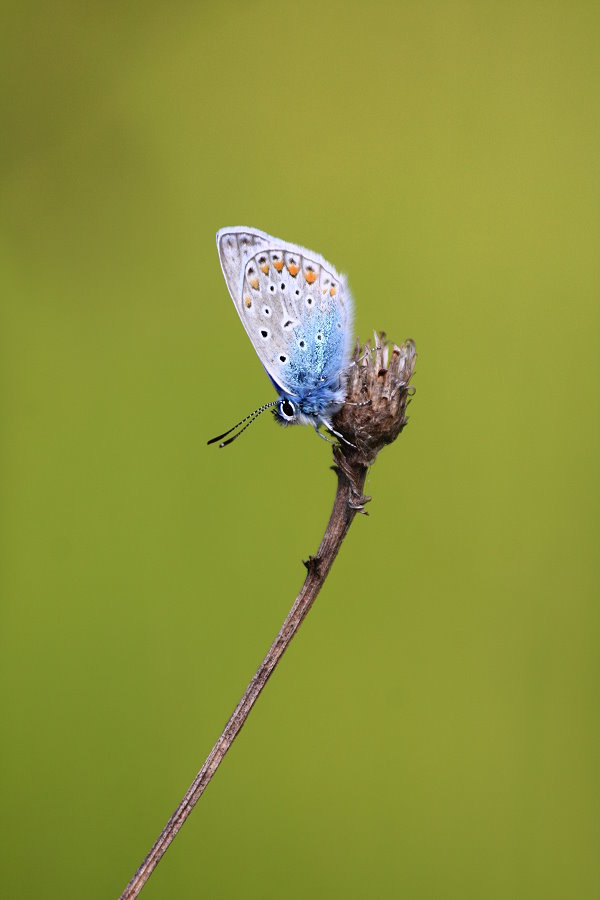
[119, 450, 368, 899]
[119, 334, 417, 897]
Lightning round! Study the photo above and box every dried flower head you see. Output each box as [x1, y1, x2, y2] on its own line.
[331, 334, 417, 509]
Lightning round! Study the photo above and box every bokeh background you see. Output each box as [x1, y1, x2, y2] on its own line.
[1, 2, 598, 898]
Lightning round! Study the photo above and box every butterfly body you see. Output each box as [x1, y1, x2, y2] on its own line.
[216, 227, 354, 436]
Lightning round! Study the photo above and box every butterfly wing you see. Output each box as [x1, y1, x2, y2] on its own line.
[217, 227, 353, 399]
[216, 227, 271, 304]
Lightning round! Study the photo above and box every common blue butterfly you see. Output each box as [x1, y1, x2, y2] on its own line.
[209, 227, 354, 447]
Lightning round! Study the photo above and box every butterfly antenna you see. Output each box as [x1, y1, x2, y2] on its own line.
[207, 401, 278, 448]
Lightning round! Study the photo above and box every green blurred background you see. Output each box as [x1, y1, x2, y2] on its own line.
[1, 2, 598, 897]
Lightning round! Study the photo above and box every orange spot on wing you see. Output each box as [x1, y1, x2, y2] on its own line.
[273, 260, 284, 272]
[287, 263, 299, 276]
[249, 276, 259, 290]
[244, 295, 252, 308]
[305, 270, 317, 284]
[260, 263, 269, 274]
[330, 285, 337, 296]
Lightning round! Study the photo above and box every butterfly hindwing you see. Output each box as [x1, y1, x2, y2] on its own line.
[217, 227, 353, 400]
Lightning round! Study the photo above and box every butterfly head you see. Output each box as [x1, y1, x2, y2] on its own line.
[273, 389, 346, 429]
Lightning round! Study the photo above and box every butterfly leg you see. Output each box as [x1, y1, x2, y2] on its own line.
[313, 425, 336, 445]
[319, 417, 356, 449]
[348, 349, 370, 366]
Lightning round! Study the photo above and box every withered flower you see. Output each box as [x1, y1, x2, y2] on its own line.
[331, 333, 417, 511]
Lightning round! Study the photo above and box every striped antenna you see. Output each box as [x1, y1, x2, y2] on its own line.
[207, 400, 279, 448]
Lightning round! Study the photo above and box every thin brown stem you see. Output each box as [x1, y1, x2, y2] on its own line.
[119, 451, 368, 900]
[119, 334, 416, 898]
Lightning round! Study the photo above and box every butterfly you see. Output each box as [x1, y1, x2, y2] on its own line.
[209, 227, 355, 447]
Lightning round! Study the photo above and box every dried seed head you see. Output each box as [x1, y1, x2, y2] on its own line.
[334, 332, 417, 468]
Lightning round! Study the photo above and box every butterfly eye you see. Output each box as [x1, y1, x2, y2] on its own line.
[280, 399, 295, 419]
